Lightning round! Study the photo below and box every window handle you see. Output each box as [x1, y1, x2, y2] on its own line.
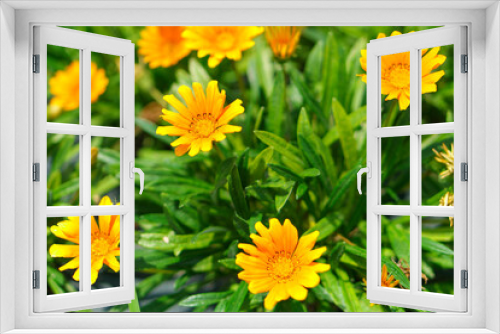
[129, 162, 144, 195]
[357, 162, 371, 195]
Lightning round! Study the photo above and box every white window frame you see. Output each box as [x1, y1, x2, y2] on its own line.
[0, 2, 499, 333]
[365, 26, 467, 312]
[33, 26, 136, 312]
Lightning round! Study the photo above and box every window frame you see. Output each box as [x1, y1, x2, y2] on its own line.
[1, 2, 496, 333]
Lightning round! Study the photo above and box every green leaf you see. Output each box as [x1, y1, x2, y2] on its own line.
[249, 147, 273, 182]
[322, 32, 344, 120]
[254, 131, 304, 170]
[255, 39, 274, 98]
[323, 106, 366, 147]
[387, 224, 410, 263]
[289, 66, 326, 125]
[298, 134, 331, 191]
[228, 165, 250, 219]
[218, 258, 241, 271]
[304, 40, 324, 83]
[300, 168, 321, 178]
[305, 214, 340, 241]
[136, 118, 173, 145]
[296, 182, 308, 200]
[329, 242, 346, 271]
[214, 157, 237, 193]
[422, 237, 454, 256]
[321, 166, 359, 216]
[128, 289, 141, 312]
[275, 181, 295, 213]
[268, 163, 303, 182]
[336, 268, 360, 312]
[332, 98, 358, 169]
[188, 58, 211, 87]
[320, 271, 346, 310]
[179, 291, 232, 307]
[266, 68, 286, 136]
[224, 281, 249, 312]
[382, 258, 410, 289]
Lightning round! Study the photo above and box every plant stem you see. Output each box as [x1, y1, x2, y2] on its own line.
[232, 62, 247, 102]
[214, 144, 226, 160]
[383, 100, 399, 127]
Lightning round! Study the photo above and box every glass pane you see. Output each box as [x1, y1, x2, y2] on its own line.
[47, 216, 81, 295]
[380, 215, 410, 289]
[47, 45, 80, 124]
[91, 52, 119, 127]
[380, 51, 411, 127]
[421, 216, 454, 294]
[421, 45, 454, 124]
[91, 214, 121, 290]
[91, 137, 121, 205]
[381, 136, 410, 205]
[47, 134, 80, 206]
[421, 134, 454, 206]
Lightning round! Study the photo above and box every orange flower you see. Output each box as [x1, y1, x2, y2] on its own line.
[236, 218, 330, 310]
[358, 31, 446, 110]
[156, 81, 244, 157]
[182, 26, 264, 68]
[265, 26, 303, 60]
[49, 196, 120, 284]
[138, 26, 191, 68]
[381, 264, 399, 288]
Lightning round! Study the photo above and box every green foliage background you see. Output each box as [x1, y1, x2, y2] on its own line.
[46, 26, 455, 312]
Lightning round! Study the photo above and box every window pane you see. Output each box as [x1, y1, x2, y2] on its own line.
[91, 215, 121, 290]
[91, 137, 121, 205]
[381, 136, 410, 205]
[47, 45, 80, 124]
[380, 51, 411, 127]
[421, 45, 454, 124]
[421, 216, 454, 295]
[47, 134, 80, 206]
[380, 215, 410, 289]
[47, 216, 81, 295]
[91, 52, 120, 127]
[421, 134, 454, 206]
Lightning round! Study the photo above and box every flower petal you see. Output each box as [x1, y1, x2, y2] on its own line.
[286, 281, 308, 301]
[49, 244, 79, 258]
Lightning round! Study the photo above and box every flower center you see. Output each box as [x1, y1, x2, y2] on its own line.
[267, 250, 299, 283]
[91, 237, 111, 258]
[191, 114, 216, 138]
[387, 63, 410, 89]
[216, 32, 236, 50]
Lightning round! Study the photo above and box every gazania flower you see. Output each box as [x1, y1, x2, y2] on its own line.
[137, 26, 191, 69]
[358, 31, 446, 110]
[182, 26, 264, 68]
[48, 61, 108, 115]
[156, 81, 244, 157]
[264, 26, 303, 60]
[381, 264, 399, 288]
[49, 196, 120, 285]
[439, 192, 455, 226]
[236, 218, 331, 310]
[433, 143, 454, 178]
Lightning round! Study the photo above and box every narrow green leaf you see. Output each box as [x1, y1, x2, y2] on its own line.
[254, 131, 304, 169]
[296, 183, 308, 200]
[266, 68, 286, 136]
[304, 40, 324, 83]
[188, 58, 211, 87]
[249, 147, 273, 182]
[332, 98, 358, 169]
[323, 106, 366, 147]
[422, 237, 454, 256]
[289, 66, 327, 125]
[128, 289, 141, 312]
[321, 166, 359, 216]
[305, 214, 341, 241]
[336, 269, 360, 312]
[275, 181, 295, 213]
[225, 281, 249, 312]
[268, 163, 303, 182]
[329, 242, 346, 271]
[179, 291, 232, 307]
[298, 135, 331, 191]
[214, 157, 237, 192]
[387, 224, 410, 263]
[228, 165, 250, 219]
[218, 258, 241, 271]
[382, 258, 410, 289]
[136, 118, 173, 145]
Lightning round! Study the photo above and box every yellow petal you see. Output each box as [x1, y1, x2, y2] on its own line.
[218, 124, 242, 133]
[296, 267, 320, 288]
[104, 255, 120, 272]
[188, 138, 202, 157]
[59, 256, 80, 271]
[283, 219, 298, 254]
[163, 94, 192, 119]
[248, 278, 275, 294]
[294, 231, 319, 257]
[201, 138, 213, 152]
[175, 144, 191, 156]
[285, 281, 308, 301]
[156, 126, 188, 137]
[216, 100, 244, 125]
[49, 244, 79, 258]
[269, 218, 284, 251]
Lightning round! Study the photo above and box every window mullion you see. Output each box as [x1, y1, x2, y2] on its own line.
[81, 47, 92, 294]
[409, 47, 421, 294]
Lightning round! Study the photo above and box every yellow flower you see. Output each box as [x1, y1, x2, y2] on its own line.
[358, 31, 446, 110]
[49, 196, 120, 285]
[137, 26, 191, 69]
[439, 192, 455, 226]
[156, 81, 244, 157]
[433, 143, 454, 178]
[48, 61, 108, 114]
[381, 264, 399, 288]
[236, 218, 330, 310]
[182, 26, 264, 68]
[264, 26, 303, 60]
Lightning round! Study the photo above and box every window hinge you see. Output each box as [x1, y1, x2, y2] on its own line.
[461, 54, 468, 73]
[33, 54, 40, 73]
[461, 162, 468, 181]
[33, 270, 40, 289]
[33, 163, 40, 182]
[461, 270, 468, 289]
